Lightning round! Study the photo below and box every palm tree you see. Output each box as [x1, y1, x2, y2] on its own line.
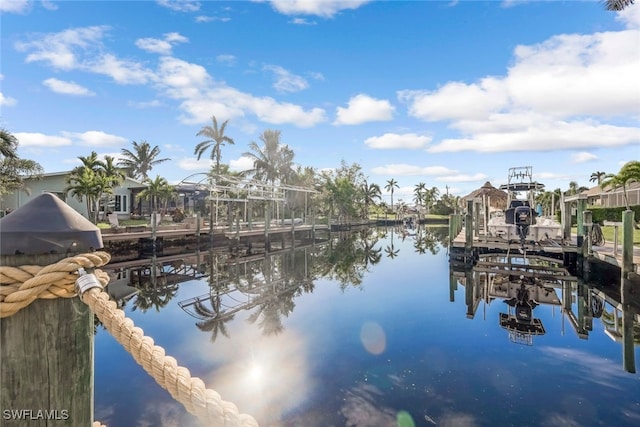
[590, 171, 606, 186]
[0, 128, 18, 159]
[243, 129, 294, 185]
[361, 180, 381, 219]
[414, 182, 426, 218]
[194, 115, 235, 176]
[601, 161, 640, 211]
[118, 140, 169, 181]
[385, 178, 399, 214]
[0, 129, 43, 196]
[605, 0, 635, 11]
[423, 186, 440, 216]
[136, 175, 174, 214]
[65, 167, 106, 223]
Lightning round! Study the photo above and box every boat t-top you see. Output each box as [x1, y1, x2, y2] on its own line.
[487, 166, 562, 246]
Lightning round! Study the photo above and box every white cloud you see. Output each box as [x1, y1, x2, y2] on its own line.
[290, 17, 317, 25]
[156, 0, 200, 13]
[89, 53, 155, 84]
[61, 131, 128, 147]
[15, 26, 109, 70]
[43, 78, 95, 96]
[135, 32, 188, 55]
[508, 30, 640, 118]
[14, 132, 72, 147]
[428, 117, 640, 153]
[195, 15, 231, 23]
[229, 156, 255, 172]
[0, 92, 17, 107]
[571, 152, 598, 163]
[334, 94, 394, 125]
[371, 164, 458, 176]
[216, 54, 237, 66]
[264, 65, 309, 93]
[177, 157, 212, 171]
[401, 27, 640, 154]
[0, 0, 30, 13]
[616, 4, 640, 29]
[128, 99, 164, 108]
[15, 26, 327, 129]
[267, 0, 371, 18]
[399, 77, 508, 122]
[364, 133, 430, 150]
[436, 173, 489, 183]
[41, 1, 57, 11]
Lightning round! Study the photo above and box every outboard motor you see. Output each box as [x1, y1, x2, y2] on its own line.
[514, 205, 533, 246]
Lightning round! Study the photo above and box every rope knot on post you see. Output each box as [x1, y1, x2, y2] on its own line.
[0, 251, 111, 318]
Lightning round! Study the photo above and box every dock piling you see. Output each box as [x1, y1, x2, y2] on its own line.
[0, 194, 101, 426]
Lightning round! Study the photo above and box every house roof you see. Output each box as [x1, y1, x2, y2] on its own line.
[462, 181, 508, 210]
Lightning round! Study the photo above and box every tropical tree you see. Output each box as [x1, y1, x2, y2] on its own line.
[118, 140, 169, 181]
[1, 128, 18, 159]
[194, 115, 235, 176]
[318, 161, 365, 223]
[361, 180, 381, 219]
[385, 178, 399, 214]
[0, 128, 43, 197]
[414, 182, 426, 217]
[136, 176, 174, 214]
[590, 171, 607, 186]
[423, 186, 440, 216]
[243, 129, 295, 185]
[605, 0, 635, 11]
[601, 161, 640, 211]
[65, 167, 107, 223]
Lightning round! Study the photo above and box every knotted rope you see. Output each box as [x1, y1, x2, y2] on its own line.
[0, 251, 259, 427]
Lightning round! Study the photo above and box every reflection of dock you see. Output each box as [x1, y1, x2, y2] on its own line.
[177, 244, 321, 329]
[101, 223, 328, 242]
[450, 253, 639, 372]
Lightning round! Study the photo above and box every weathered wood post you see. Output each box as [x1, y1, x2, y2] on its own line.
[621, 210, 636, 373]
[1, 193, 103, 426]
[465, 200, 473, 254]
[449, 269, 457, 302]
[582, 210, 593, 282]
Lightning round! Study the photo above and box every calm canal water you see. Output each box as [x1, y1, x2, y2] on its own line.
[95, 226, 640, 427]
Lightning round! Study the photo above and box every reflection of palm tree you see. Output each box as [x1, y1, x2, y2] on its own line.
[132, 281, 179, 312]
[413, 226, 440, 255]
[385, 227, 399, 259]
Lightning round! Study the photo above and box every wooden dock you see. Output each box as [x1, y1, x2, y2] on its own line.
[101, 223, 329, 242]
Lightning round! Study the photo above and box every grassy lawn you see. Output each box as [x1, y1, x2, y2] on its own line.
[573, 226, 640, 246]
[96, 219, 149, 229]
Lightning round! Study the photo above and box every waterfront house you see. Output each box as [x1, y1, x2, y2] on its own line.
[0, 171, 147, 221]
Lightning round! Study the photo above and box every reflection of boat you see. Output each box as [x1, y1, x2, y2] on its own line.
[487, 166, 562, 245]
[496, 276, 550, 345]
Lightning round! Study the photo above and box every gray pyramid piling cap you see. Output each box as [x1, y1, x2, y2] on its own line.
[0, 193, 103, 255]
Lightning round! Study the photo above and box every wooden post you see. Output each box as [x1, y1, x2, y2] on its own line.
[621, 210, 634, 284]
[465, 200, 473, 253]
[576, 196, 586, 237]
[448, 214, 455, 247]
[583, 211, 593, 257]
[449, 269, 457, 302]
[0, 194, 102, 427]
[562, 195, 572, 240]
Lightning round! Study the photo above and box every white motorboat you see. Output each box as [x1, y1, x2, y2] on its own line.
[487, 166, 562, 245]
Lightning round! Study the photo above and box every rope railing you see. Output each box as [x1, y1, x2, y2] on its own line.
[0, 251, 259, 427]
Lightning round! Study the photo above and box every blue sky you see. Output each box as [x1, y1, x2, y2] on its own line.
[1, 0, 639, 203]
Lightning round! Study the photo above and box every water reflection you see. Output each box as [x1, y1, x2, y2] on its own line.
[96, 226, 639, 426]
[451, 252, 639, 372]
